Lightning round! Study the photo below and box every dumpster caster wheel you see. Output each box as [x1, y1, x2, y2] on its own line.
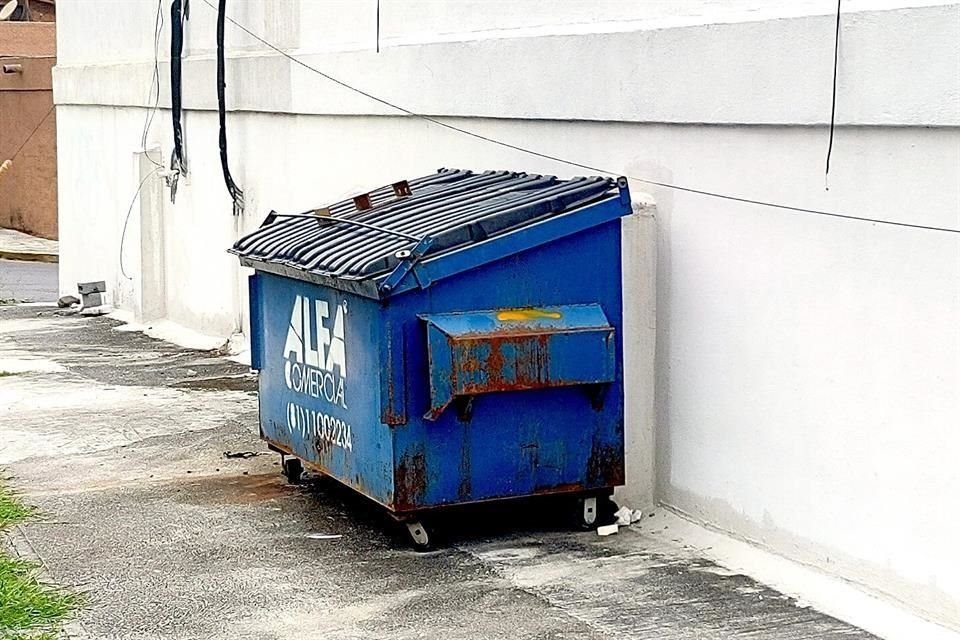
[575, 495, 618, 529]
[282, 457, 303, 484]
[405, 521, 432, 552]
[577, 496, 599, 530]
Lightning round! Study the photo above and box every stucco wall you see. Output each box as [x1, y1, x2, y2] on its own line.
[53, 0, 960, 630]
[0, 22, 56, 56]
[0, 22, 57, 239]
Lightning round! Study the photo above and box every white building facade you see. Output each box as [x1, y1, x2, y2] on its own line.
[54, 0, 959, 632]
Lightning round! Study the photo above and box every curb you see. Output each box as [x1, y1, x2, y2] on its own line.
[6, 524, 89, 639]
[0, 250, 59, 264]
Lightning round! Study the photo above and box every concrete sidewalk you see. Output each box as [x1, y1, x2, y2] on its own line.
[0, 227, 59, 263]
[0, 305, 882, 640]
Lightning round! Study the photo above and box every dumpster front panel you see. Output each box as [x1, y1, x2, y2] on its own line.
[252, 272, 395, 506]
[389, 219, 626, 511]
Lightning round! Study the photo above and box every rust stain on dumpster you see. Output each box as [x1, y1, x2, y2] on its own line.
[454, 333, 554, 393]
[395, 451, 427, 510]
[314, 432, 334, 459]
[586, 439, 625, 487]
[382, 331, 407, 425]
[382, 361, 406, 425]
[533, 481, 586, 495]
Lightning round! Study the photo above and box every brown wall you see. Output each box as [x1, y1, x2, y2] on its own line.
[0, 21, 57, 239]
[29, 1, 57, 22]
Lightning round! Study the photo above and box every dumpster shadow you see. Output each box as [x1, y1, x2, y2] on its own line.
[300, 471, 612, 550]
[425, 495, 613, 548]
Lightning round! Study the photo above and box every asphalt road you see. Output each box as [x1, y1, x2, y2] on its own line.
[0, 258, 58, 303]
[0, 305, 881, 640]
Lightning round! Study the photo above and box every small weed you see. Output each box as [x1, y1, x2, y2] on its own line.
[0, 555, 81, 637]
[0, 485, 81, 638]
[0, 487, 34, 529]
[0, 371, 19, 378]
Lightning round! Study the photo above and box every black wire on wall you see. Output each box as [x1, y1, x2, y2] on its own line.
[169, 0, 188, 175]
[217, 0, 244, 215]
[824, 0, 842, 187]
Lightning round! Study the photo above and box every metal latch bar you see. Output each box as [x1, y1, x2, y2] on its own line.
[379, 236, 435, 295]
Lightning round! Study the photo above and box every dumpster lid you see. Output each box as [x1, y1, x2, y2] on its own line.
[230, 169, 631, 298]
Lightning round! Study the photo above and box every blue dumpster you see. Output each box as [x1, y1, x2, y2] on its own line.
[231, 169, 632, 548]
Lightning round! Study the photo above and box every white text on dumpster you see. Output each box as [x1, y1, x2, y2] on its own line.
[283, 294, 348, 409]
[287, 402, 353, 452]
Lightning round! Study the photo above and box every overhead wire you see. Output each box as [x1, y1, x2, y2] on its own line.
[119, 167, 164, 280]
[141, 0, 165, 168]
[200, 0, 959, 235]
[3, 104, 55, 164]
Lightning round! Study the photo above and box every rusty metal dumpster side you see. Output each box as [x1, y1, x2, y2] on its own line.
[236, 169, 632, 535]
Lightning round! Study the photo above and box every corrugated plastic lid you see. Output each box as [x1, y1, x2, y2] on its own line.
[230, 169, 623, 285]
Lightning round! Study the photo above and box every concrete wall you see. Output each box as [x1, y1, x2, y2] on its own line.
[0, 22, 57, 239]
[53, 0, 960, 630]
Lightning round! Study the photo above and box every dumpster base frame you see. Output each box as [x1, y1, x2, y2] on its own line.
[265, 439, 618, 548]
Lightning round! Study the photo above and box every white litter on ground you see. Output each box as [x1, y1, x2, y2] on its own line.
[597, 524, 619, 536]
[81, 304, 113, 316]
[615, 506, 644, 526]
[305, 534, 343, 540]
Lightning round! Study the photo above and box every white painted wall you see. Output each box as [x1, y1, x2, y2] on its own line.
[54, 0, 960, 631]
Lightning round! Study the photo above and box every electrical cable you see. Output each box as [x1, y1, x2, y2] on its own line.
[201, 0, 959, 235]
[119, 167, 164, 280]
[170, 0, 188, 175]
[825, 0, 842, 187]
[3, 104, 54, 163]
[141, 0, 164, 168]
[217, 0, 244, 215]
